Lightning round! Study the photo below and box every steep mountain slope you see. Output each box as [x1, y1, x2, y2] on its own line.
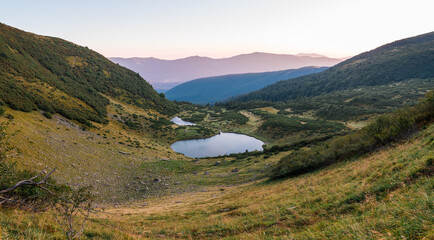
[228, 31, 434, 103]
[110, 53, 344, 90]
[165, 67, 327, 104]
[0, 23, 177, 125]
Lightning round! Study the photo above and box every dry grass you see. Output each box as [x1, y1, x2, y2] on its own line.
[1, 105, 432, 239]
[2, 103, 187, 203]
[344, 120, 369, 129]
[258, 107, 279, 114]
[239, 110, 263, 133]
[0, 124, 422, 239]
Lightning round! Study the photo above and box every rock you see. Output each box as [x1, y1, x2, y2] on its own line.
[141, 203, 148, 207]
[214, 161, 221, 166]
[154, 178, 161, 182]
[219, 188, 225, 191]
[204, 171, 209, 175]
[218, 208, 230, 212]
[192, 171, 198, 175]
[174, 182, 180, 185]
[231, 168, 239, 173]
[119, 151, 131, 155]
[192, 159, 200, 163]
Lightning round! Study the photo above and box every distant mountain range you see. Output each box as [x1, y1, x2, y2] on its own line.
[110, 53, 346, 91]
[228, 31, 434, 104]
[165, 67, 328, 104]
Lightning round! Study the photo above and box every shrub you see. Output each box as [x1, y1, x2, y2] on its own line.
[4, 113, 14, 120]
[0, 121, 66, 209]
[43, 111, 53, 119]
[271, 91, 434, 178]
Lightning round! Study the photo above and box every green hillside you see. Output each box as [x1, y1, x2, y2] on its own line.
[228, 31, 434, 103]
[165, 67, 327, 104]
[0, 23, 177, 125]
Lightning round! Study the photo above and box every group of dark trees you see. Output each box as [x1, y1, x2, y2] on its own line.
[225, 31, 434, 104]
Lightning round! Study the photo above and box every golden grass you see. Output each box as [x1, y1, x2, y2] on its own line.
[239, 110, 263, 133]
[66, 56, 87, 67]
[54, 123, 431, 239]
[1, 104, 432, 239]
[344, 120, 369, 130]
[1, 104, 186, 202]
[258, 107, 279, 114]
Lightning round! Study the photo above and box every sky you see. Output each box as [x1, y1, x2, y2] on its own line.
[0, 0, 433, 59]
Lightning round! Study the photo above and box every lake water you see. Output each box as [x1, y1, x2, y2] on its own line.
[171, 117, 196, 126]
[171, 132, 264, 158]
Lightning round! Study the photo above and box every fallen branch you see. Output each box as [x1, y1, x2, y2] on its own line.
[0, 168, 56, 194]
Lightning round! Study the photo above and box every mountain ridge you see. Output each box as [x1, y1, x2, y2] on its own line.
[110, 52, 345, 90]
[165, 66, 328, 104]
[0, 23, 177, 125]
[227, 31, 434, 104]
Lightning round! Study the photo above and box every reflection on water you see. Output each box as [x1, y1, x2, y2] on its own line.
[170, 116, 196, 126]
[171, 132, 264, 158]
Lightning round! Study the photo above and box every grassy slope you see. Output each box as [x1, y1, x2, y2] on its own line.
[0, 103, 191, 203]
[1, 123, 432, 239]
[0, 23, 177, 125]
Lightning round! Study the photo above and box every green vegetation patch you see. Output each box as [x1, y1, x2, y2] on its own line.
[271, 91, 434, 178]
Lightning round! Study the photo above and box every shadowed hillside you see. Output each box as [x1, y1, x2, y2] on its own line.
[228, 31, 434, 103]
[165, 67, 327, 104]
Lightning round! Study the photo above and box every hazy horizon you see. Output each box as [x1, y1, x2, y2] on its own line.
[109, 51, 349, 61]
[1, 0, 433, 60]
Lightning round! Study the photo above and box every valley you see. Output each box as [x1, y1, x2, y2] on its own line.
[0, 23, 433, 240]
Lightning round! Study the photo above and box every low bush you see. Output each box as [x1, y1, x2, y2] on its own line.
[43, 111, 53, 119]
[0, 121, 66, 208]
[219, 111, 248, 124]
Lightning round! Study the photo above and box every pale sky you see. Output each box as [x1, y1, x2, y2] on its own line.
[0, 0, 433, 59]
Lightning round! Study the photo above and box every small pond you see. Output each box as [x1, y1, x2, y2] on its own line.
[171, 132, 264, 158]
[170, 117, 196, 126]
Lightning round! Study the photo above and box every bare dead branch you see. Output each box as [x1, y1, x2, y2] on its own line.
[0, 168, 56, 194]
